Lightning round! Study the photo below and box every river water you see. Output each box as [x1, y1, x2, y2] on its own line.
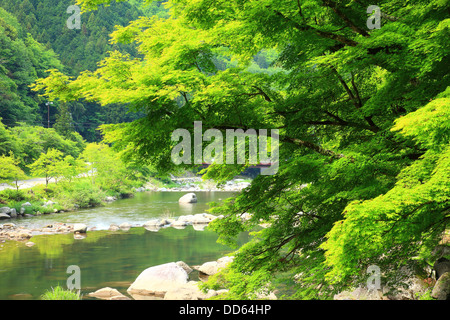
[0, 191, 248, 300]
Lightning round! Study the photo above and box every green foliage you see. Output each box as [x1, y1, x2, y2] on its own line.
[0, 152, 27, 190]
[0, 1, 149, 141]
[9, 124, 86, 167]
[0, 119, 17, 156]
[0, 189, 27, 203]
[0, 7, 63, 126]
[27, 148, 64, 186]
[54, 179, 105, 209]
[33, 0, 450, 299]
[321, 92, 450, 287]
[53, 104, 75, 140]
[79, 142, 149, 195]
[40, 285, 81, 300]
[201, 263, 273, 300]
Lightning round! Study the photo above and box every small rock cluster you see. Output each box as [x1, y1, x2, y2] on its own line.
[0, 203, 34, 220]
[150, 178, 251, 192]
[0, 222, 89, 242]
[107, 213, 223, 233]
[0, 223, 33, 241]
[0, 201, 64, 222]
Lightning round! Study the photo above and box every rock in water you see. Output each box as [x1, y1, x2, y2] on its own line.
[0, 213, 11, 220]
[73, 223, 87, 233]
[127, 262, 189, 298]
[191, 213, 211, 224]
[88, 287, 128, 300]
[119, 222, 131, 230]
[178, 193, 197, 203]
[109, 224, 120, 231]
[143, 219, 165, 227]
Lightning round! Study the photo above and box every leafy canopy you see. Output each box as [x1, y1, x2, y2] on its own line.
[34, 0, 449, 298]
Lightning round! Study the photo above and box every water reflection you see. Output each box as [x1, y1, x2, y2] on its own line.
[0, 191, 243, 300]
[0, 226, 248, 300]
[178, 202, 196, 215]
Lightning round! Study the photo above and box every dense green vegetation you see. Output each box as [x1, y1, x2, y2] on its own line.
[1, 0, 448, 300]
[0, 2, 166, 212]
[0, 1, 282, 141]
[0, 118, 150, 212]
[34, 0, 449, 299]
[0, 1, 154, 140]
[0, 7, 63, 126]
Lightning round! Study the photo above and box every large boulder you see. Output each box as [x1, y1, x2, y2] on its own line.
[178, 193, 197, 204]
[127, 262, 189, 298]
[431, 272, 450, 300]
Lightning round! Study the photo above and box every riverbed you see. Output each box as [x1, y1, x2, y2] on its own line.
[0, 191, 248, 300]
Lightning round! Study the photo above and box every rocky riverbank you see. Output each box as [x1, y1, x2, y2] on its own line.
[0, 210, 225, 242]
[87, 256, 277, 301]
[147, 178, 252, 192]
[0, 185, 255, 241]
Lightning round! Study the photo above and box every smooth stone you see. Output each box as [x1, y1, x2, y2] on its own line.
[178, 193, 197, 204]
[88, 287, 129, 300]
[73, 223, 87, 233]
[127, 262, 189, 297]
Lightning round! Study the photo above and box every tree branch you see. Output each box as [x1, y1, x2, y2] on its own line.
[251, 86, 272, 102]
[272, 109, 375, 132]
[350, 72, 363, 109]
[321, 0, 369, 37]
[331, 67, 379, 132]
[272, 10, 358, 47]
[281, 136, 347, 159]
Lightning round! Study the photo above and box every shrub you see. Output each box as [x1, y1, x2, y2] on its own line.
[54, 180, 105, 209]
[41, 285, 81, 300]
[0, 189, 27, 202]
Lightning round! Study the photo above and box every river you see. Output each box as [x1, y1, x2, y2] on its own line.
[0, 191, 249, 300]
